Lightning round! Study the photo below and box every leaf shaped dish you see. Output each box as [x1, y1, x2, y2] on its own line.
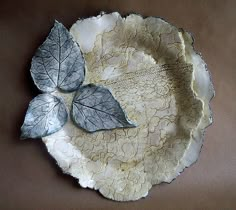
[30, 21, 85, 92]
[71, 84, 136, 132]
[21, 94, 68, 138]
[41, 12, 214, 201]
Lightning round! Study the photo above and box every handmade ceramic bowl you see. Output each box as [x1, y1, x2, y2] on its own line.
[42, 12, 214, 201]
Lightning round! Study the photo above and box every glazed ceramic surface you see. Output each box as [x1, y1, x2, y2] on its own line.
[42, 12, 214, 201]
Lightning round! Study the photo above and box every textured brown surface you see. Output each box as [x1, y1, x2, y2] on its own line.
[0, 0, 235, 209]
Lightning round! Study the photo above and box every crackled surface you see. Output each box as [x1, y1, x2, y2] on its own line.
[42, 13, 214, 201]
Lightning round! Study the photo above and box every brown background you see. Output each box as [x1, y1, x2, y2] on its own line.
[0, 0, 235, 209]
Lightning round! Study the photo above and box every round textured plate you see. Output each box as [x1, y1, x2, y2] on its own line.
[42, 12, 214, 201]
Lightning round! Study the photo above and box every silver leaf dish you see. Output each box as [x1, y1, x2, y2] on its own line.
[40, 12, 214, 201]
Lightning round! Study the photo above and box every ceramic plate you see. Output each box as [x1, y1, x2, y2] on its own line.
[41, 12, 214, 201]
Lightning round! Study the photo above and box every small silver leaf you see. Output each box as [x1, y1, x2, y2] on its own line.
[30, 20, 85, 92]
[21, 94, 68, 138]
[71, 84, 136, 132]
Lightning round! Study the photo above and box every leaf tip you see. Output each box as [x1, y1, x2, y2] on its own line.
[124, 119, 138, 129]
[128, 122, 138, 128]
[53, 20, 64, 30]
[20, 132, 28, 140]
[54, 19, 60, 25]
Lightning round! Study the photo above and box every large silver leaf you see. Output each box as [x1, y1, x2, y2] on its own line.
[30, 20, 85, 92]
[21, 94, 68, 139]
[71, 84, 136, 132]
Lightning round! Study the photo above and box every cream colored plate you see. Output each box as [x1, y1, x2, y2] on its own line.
[42, 12, 214, 201]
